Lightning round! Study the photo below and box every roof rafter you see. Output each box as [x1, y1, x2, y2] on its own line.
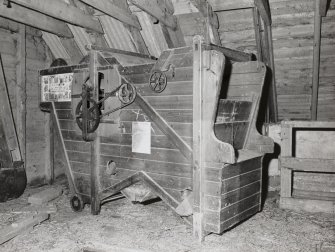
[190, 0, 221, 45]
[9, 0, 103, 34]
[79, 0, 141, 30]
[0, 3, 73, 38]
[129, 0, 178, 30]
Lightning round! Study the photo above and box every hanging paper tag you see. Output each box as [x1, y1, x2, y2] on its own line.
[132, 122, 151, 154]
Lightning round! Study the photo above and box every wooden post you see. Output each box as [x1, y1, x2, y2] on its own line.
[89, 50, 101, 215]
[265, 24, 278, 122]
[192, 36, 205, 242]
[16, 24, 26, 165]
[253, 6, 278, 123]
[311, 0, 322, 120]
[253, 8, 264, 62]
[48, 114, 54, 183]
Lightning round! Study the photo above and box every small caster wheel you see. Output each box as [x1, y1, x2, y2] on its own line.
[70, 195, 84, 212]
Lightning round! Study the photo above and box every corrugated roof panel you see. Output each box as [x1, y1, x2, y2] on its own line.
[68, 25, 91, 56]
[99, 15, 137, 52]
[134, 11, 168, 57]
[42, 32, 70, 60]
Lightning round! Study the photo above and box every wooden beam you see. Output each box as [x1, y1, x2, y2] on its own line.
[281, 157, 335, 173]
[208, 0, 254, 11]
[15, 24, 26, 165]
[160, 22, 186, 48]
[0, 213, 49, 245]
[0, 54, 22, 163]
[112, 0, 149, 54]
[129, 0, 178, 30]
[320, 0, 331, 16]
[87, 45, 156, 61]
[128, 25, 150, 54]
[265, 24, 278, 122]
[10, 0, 103, 34]
[254, 0, 271, 26]
[311, 0, 322, 120]
[204, 44, 254, 62]
[59, 37, 84, 65]
[190, 0, 219, 28]
[79, 0, 141, 30]
[253, 7, 278, 122]
[0, 3, 73, 38]
[190, 0, 221, 45]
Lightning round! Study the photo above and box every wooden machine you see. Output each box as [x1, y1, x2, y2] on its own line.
[39, 36, 273, 240]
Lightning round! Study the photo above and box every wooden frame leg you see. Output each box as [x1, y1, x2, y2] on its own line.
[280, 166, 292, 198]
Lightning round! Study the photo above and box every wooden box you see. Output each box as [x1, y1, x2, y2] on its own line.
[280, 120, 335, 213]
[39, 36, 273, 240]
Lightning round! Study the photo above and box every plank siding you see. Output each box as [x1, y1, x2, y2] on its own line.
[210, 0, 335, 120]
[0, 19, 52, 184]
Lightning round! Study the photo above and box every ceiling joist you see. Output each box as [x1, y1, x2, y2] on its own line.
[0, 3, 73, 38]
[129, 0, 178, 30]
[10, 0, 103, 34]
[79, 0, 141, 30]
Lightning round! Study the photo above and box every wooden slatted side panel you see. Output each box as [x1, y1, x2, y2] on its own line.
[224, 61, 266, 99]
[101, 47, 194, 205]
[204, 157, 262, 233]
[54, 101, 91, 196]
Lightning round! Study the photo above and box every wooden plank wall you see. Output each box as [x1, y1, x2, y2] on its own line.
[26, 28, 53, 185]
[0, 18, 52, 185]
[176, 0, 335, 121]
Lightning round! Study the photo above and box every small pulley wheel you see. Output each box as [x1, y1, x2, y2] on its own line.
[149, 71, 167, 93]
[70, 195, 84, 212]
[117, 83, 136, 104]
[75, 98, 100, 133]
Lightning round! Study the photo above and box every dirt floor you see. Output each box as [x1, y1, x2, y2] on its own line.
[0, 180, 334, 252]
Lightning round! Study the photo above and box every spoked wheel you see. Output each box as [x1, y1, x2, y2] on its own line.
[117, 83, 136, 104]
[75, 98, 100, 133]
[149, 71, 167, 93]
[70, 195, 84, 212]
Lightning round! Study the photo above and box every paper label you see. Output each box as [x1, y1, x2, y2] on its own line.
[132, 122, 151, 154]
[41, 73, 73, 102]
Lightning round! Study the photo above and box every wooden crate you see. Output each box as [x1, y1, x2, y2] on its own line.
[280, 120, 335, 213]
[39, 36, 273, 240]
